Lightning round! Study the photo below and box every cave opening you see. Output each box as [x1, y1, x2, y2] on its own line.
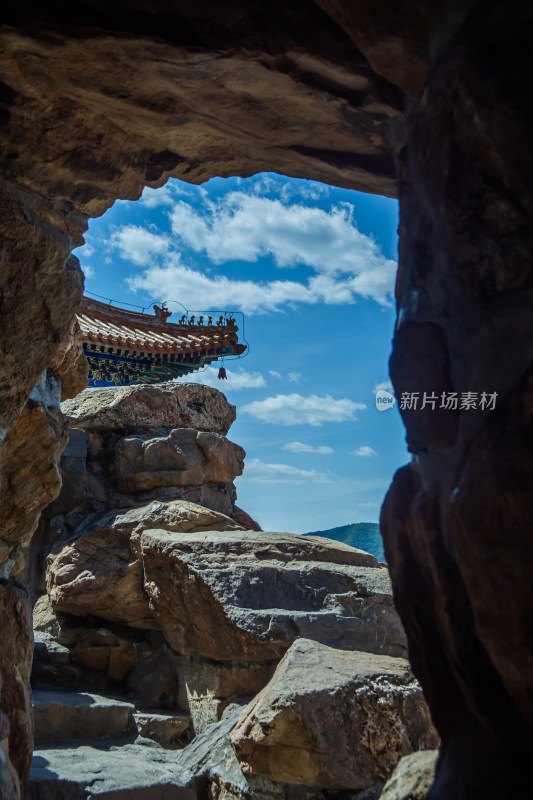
[1, 2, 532, 797]
[74, 171, 404, 540]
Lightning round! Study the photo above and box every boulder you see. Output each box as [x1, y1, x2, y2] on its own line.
[231, 506, 262, 532]
[380, 750, 438, 800]
[231, 639, 439, 791]
[109, 429, 245, 493]
[141, 530, 407, 662]
[47, 500, 244, 629]
[179, 704, 292, 800]
[61, 383, 236, 435]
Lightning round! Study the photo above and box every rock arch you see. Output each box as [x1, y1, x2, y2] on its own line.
[0, 1, 532, 797]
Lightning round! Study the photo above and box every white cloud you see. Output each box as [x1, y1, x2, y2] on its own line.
[282, 441, 334, 454]
[359, 501, 379, 508]
[120, 184, 397, 313]
[140, 184, 175, 209]
[111, 225, 170, 266]
[352, 446, 377, 457]
[82, 264, 95, 279]
[168, 193, 395, 302]
[183, 365, 266, 391]
[242, 393, 366, 426]
[242, 458, 330, 484]
[140, 181, 194, 208]
[127, 256, 317, 314]
[373, 380, 393, 395]
[288, 372, 302, 384]
[269, 370, 282, 379]
[251, 175, 329, 203]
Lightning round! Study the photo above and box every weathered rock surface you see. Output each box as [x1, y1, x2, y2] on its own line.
[126, 644, 180, 708]
[110, 429, 245, 492]
[0, 740, 19, 800]
[49, 317, 88, 402]
[231, 639, 438, 791]
[176, 656, 275, 734]
[33, 595, 61, 639]
[133, 710, 190, 747]
[180, 704, 323, 800]
[379, 3, 533, 796]
[32, 689, 135, 743]
[231, 506, 262, 532]
[0, 373, 67, 572]
[33, 594, 143, 687]
[179, 704, 250, 798]
[29, 742, 195, 800]
[142, 530, 406, 662]
[379, 750, 438, 800]
[0, 3, 531, 798]
[62, 383, 236, 435]
[47, 500, 244, 629]
[0, 580, 34, 787]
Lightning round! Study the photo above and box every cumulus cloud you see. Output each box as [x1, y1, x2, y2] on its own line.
[111, 225, 170, 266]
[242, 393, 366, 426]
[169, 192, 395, 284]
[82, 264, 95, 279]
[127, 257, 317, 314]
[119, 185, 396, 312]
[282, 441, 334, 454]
[352, 446, 377, 457]
[140, 184, 176, 209]
[140, 181, 194, 208]
[183, 365, 266, 391]
[269, 370, 282, 379]
[288, 372, 302, 384]
[241, 458, 330, 484]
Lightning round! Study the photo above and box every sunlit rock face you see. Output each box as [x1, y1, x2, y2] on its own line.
[0, 1, 531, 797]
[231, 639, 438, 792]
[29, 383, 246, 600]
[141, 529, 405, 662]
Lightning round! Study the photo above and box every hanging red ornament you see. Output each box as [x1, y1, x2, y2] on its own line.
[218, 367, 227, 379]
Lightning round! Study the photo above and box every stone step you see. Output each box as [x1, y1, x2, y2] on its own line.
[32, 689, 135, 744]
[29, 741, 196, 800]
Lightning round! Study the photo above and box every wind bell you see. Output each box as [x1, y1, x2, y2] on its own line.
[218, 360, 227, 380]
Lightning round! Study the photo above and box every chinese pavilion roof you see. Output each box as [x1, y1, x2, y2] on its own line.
[77, 296, 245, 386]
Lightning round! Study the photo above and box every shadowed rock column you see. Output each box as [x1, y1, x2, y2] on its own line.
[381, 1, 533, 796]
[0, 580, 33, 793]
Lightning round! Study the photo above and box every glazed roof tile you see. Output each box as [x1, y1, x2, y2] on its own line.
[77, 296, 245, 357]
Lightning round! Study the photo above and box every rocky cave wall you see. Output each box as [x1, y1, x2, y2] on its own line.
[0, 1, 532, 798]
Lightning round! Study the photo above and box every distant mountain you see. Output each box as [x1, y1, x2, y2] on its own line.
[303, 522, 385, 563]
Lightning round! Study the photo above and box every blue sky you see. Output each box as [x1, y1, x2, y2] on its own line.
[74, 172, 407, 533]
